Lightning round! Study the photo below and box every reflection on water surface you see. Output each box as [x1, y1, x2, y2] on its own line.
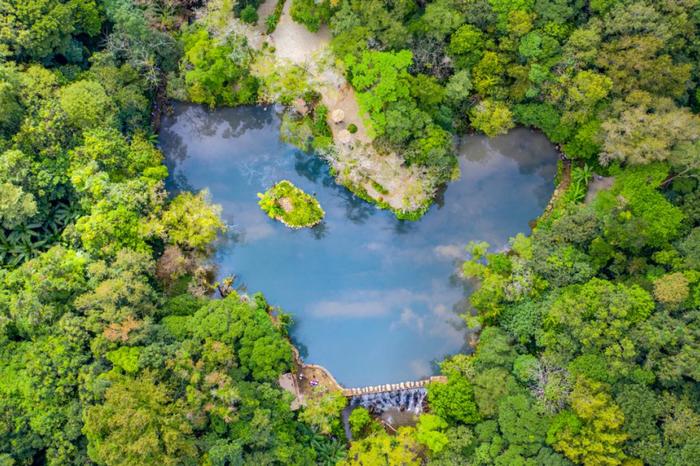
[161, 103, 557, 386]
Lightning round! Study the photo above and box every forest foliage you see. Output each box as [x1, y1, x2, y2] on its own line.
[1, 0, 699, 465]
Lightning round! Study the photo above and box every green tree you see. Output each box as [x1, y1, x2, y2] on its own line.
[0, 63, 23, 136]
[145, 190, 225, 253]
[348, 407, 373, 439]
[445, 69, 473, 105]
[498, 394, 548, 456]
[74, 198, 151, 258]
[472, 52, 507, 97]
[342, 428, 421, 466]
[345, 50, 413, 137]
[291, 0, 333, 32]
[180, 27, 258, 107]
[473, 368, 518, 418]
[470, 99, 514, 137]
[547, 378, 628, 465]
[190, 294, 292, 381]
[541, 278, 654, 369]
[428, 376, 480, 425]
[83, 372, 198, 466]
[103, 0, 180, 87]
[418, 0, 465, 41]
[416, 414, 449, 454]
[59, 80, 116, 130]
[0, 182, 37, 229]
[562, 71, 612, 125]
[448, 24, 485, 68]
[594, 164, 685, 251]
[2, 246, 87, 338]
[596, 35, 692, 99]
[74, 249, 158, 338]
[71, 128, 163, 182]
[298, 389, 347, 435]
[0, 0, 101, 61]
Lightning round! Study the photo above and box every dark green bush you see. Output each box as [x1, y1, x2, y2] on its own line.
[241, 5, 259, 24]
[291, 0, 332, 32]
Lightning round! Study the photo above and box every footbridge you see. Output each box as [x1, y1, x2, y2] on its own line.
[341, 375, 447, 397]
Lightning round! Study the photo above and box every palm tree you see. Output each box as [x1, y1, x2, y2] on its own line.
[8, 222, 42, 245]
[52, 201, 82, 227]
[8, 237, 46, 267]
[0, 230, 11, 266]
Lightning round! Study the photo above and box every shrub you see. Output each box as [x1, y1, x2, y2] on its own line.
[347, 123, 358, 134]
[312, 105, 331, 138]
[240, 5, 259, 24]
[265, 0, 286, 33]
[291, 0, 332, 32]
[371, 181, 389, 195]
[349, 407, 372, 438]
[280, 112, 314, 151]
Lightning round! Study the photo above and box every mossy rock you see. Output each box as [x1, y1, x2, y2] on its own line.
[258, 180, 325, 228]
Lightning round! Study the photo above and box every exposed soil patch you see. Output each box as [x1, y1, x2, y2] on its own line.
[298, 364, 342, 398]
[279, 196, 294, 213]
[279, 345, 343, 410]
[270, 0, 330, 64]
[585, 175, 615, 204]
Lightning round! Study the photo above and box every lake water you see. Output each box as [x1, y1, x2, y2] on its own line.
[161, 103, 557, 387]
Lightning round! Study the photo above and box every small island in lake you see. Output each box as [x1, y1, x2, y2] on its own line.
[258, 180, 325, 229]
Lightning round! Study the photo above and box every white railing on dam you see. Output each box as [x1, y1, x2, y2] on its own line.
[341, 375, 447, 397]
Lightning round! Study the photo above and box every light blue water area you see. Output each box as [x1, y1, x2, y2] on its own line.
[160, 102, 557, 387]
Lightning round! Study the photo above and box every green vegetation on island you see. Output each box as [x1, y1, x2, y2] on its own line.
[258, 180, 325, 228]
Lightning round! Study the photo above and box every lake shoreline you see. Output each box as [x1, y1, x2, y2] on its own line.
[160, 103, 560, 386]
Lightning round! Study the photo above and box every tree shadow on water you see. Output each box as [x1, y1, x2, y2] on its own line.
[293, 150, 327, 184]
[288, 319, 310, 360]
[310, 221, 328, 240]
[292, 151, 376, 225]
[166, 170, 195, 196]
[159, 124, 189, 165]
[393, 220, 418, 235]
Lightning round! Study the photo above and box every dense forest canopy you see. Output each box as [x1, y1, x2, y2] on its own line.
[0, 0, 699, 465]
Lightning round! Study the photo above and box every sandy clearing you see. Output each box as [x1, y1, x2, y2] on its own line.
[270, 0, 331, 64]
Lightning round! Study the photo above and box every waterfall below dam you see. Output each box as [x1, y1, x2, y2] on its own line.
[349, 387, 427, 414]
[343, 388, 428, 440]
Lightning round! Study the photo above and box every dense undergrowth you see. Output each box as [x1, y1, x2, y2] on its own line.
[0, 0, 699, 465]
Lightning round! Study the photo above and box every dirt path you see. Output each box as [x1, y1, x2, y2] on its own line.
[253, 0, 277, 34]
[270, 0, 331, 64]
[251, 1, 435, 214]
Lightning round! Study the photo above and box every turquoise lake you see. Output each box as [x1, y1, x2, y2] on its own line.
[160, 103, 557, 387]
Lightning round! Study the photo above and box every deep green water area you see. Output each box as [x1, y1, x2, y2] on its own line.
[161, 102, 557, 387]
